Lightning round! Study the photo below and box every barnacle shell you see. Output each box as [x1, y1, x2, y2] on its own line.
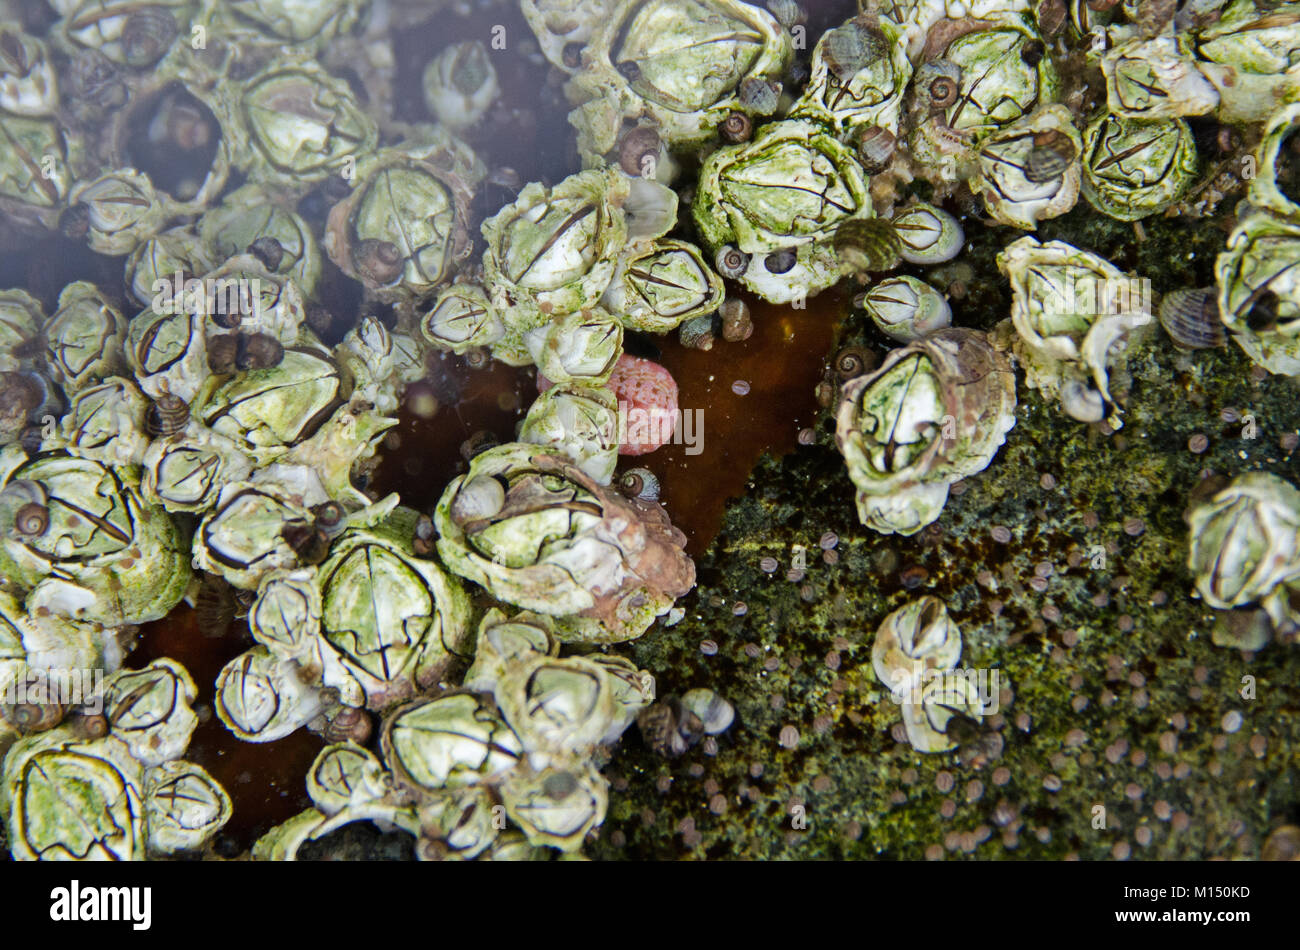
[890, 201, 964, 264]
[970, 105, 1081, 230]
[600, 238, 724, 333]
[1193, 0, 1300, 124]
[423, 40, 498, 130]
[520, 0, 622, 73]
[43, 282, 125, 396]
[1080, 113, 1199, 222]
[324, 138, 483, 302]
[860, 276, 953, 341]
[835, 328, 1016, 534]
[382, 692, 523, 792]
[315, 506, 473, 711]
[1099, 34, 1219, 120]
[420, 283, 504, 355]
[51, 375, 151, 468]
[791, 14, 913, 138]
[0, 27, 58, 117]
[215, 646, 326, 742]
[1214, 209, 1300, 376]
[565, 0, 792, 158]
[869, 596, 984, 753]
[434, 442, 695, 643]
[526, 308, 624, 387]
[1248, 103, 1300, 220]
[998, 236, 1153, 426]
[198, 184, 321, 297]
[500, 761, 608, 852]
[518, 384, 620, 484]
[0, 446, 191, 625]
[67, 168, 167, 256]
[223, 57, 378, 187]
[481, 167, 632, 320]
[1187, 471, 1300, 611]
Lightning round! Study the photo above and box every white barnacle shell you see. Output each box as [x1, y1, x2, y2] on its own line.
[870, 596, 984, 753]
[525, 308, 624, 387]
[481, 168, 629, 320]
[890, 202, 964, 265]
[1099, 34, 1219, 120]
[518, 383, 620, 484]
[860, 276, 953, 341]
[790, 13, 913, 137]
[420, 283, 504, 354]
[871, 596, 963, 696]
[101, 659, 200, 767]
[970, 105, 1081, 230]
[143, 759, 232, 855]
[499, 760, 607, 852]
[834, 328, 1016, 534]
[1187, 472, 1300, 611]
[1214, 208, 1300, 377]
[997, 236, 1152, 427]
[215, 646, 325, 743]
[423, 40, 499, 130]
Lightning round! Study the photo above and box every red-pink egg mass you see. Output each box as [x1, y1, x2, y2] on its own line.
[537, 354, 680, 455]
[608, 355, 679, 455]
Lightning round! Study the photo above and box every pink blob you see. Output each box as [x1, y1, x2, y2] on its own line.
[536, 355, 679, 455]
[609, 355, 679, 455]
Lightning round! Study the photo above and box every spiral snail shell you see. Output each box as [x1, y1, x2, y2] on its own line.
[855, 126, 897, 174]
[619, 127, 661, 178]
[70, 710, 110, 739]
[322, 705, 373, 745]
[833, 345, 877, 380]
[353, 238, 405, 286]
[248, 235, 286, 273]
[618, 467, 661, 502]
[14, 501, 49, 537]
[1159, 287, 1225, 349]
[146, 392, 190, 437]
[721, 111, 753, 144]
[313, 500, 348, 537]
[916, 60, 962, 112]
[1024, 129, 1075, 183]
[715, 245, 750, 279]
[121, 8, 178, 68]
[832, 218, 903, 274]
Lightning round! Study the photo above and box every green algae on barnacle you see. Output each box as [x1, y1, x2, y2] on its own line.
[834, 327, 1016, 535]
[1, 658, 231, 860]
[563, 0, 792, 161]
[693, 116, 874, 303]
[434, 442, 695, 644]
[997, 236, 1153, 427]
[1187, 471, 1300, 648]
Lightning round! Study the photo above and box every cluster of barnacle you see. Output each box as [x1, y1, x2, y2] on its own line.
[0, 0, 1295, 854]
[0, 0, 704, 861]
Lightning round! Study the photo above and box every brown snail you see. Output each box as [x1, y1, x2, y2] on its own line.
[721, 111, 753, 144]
